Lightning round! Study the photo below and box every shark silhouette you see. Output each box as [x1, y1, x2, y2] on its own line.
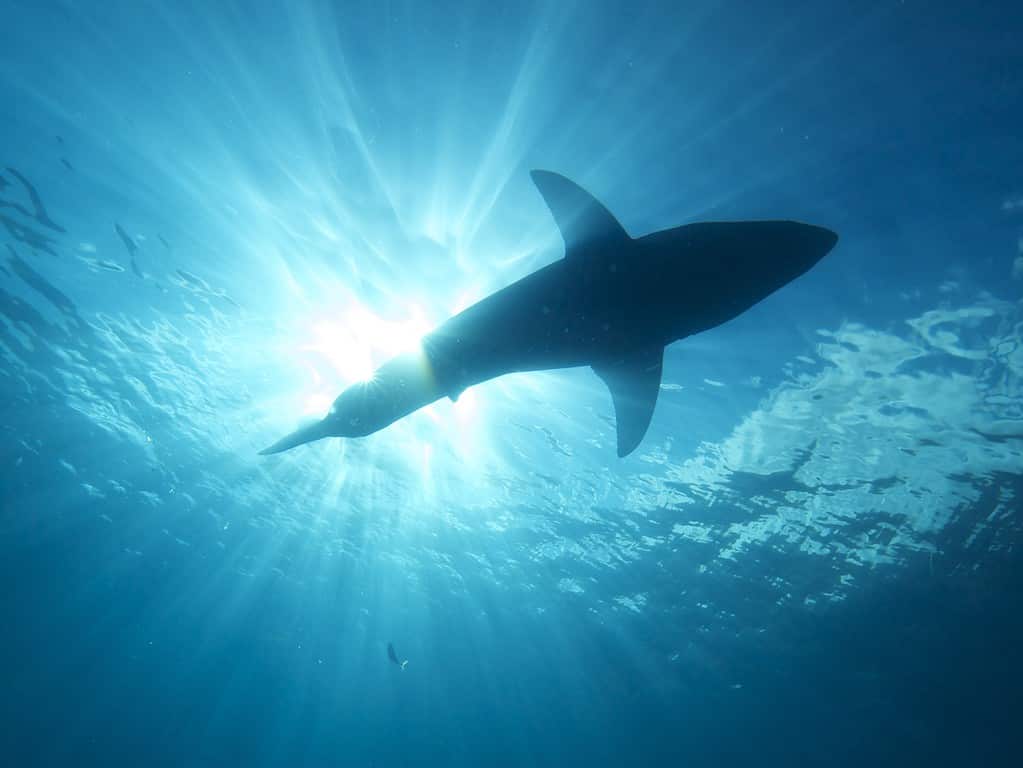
[261, 171, 837, 458]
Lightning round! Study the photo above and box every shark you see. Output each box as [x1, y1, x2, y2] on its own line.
[260, 171, 837, 458]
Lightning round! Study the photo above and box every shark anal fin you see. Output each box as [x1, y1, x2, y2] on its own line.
[593, 347, 664, 457]
[531, 170, 629, 258]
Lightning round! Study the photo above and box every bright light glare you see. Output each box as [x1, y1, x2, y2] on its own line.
[293, 302, 436, 417]
[302, 391, 333, 417]
[272, 292, 517, 491]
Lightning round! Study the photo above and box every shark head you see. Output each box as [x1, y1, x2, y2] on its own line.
[730, 220, 837, 293]
[701, 220, 836, 309]
[787, 222, 838, 275]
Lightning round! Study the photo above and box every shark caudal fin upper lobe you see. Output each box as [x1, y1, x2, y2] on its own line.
[258, 419, 332, 455]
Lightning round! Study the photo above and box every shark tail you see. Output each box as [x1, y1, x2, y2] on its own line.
[258, 419, 332, 455]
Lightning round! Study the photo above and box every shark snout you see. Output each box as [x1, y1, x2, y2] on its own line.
[787, 222, 838, 275]
[812, 225, 839, 254]
[805, 224, 838, 259]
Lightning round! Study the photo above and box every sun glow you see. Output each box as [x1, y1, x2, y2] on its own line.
[267, 292, 515, 491]
[290, 301, 437, 418]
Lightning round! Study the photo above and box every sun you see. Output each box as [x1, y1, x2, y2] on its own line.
[285, 299, 436, 419]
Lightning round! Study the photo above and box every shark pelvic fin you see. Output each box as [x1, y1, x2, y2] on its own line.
[593, 346, 664, 458]
[530, 170, 629, 258]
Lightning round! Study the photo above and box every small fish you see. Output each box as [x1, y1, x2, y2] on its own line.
[387, 642, 408, 671]
[114, 222, 138, 258]
[5, 166, 65, 233]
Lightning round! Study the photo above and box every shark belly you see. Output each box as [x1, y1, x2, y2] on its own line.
[422, 261, 613, 395]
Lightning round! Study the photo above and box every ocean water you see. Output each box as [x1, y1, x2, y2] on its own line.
[2, 1, 1021, 766]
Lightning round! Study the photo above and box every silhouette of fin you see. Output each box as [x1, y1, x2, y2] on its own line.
[593, 347, 664, 457]
[531, 170, 629, 258]
[259, 419, 331, 455]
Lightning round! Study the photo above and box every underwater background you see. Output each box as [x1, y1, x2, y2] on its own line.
[2, 1, 1021, 765]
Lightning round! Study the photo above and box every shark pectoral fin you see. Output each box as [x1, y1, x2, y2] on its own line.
[530, 170, 630, 257]
[593, 347, 664, 458]
[258, 418, 331, 455]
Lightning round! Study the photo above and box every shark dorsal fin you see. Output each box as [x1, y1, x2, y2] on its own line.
[593, 346, 664, 457]
[531, 170, 629, 258]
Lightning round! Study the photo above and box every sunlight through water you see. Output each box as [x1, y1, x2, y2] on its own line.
[2, 2, 1021, 766]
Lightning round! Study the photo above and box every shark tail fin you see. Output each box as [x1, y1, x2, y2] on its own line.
[593, 346, 664, 458]
[530, 170, 629, 258]
[258, 418, 332, 455]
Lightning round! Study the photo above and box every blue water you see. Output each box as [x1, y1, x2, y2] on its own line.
[2, 1, 1021, 765]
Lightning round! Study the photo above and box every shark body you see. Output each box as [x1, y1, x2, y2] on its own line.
[261, 171, 837, 458]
